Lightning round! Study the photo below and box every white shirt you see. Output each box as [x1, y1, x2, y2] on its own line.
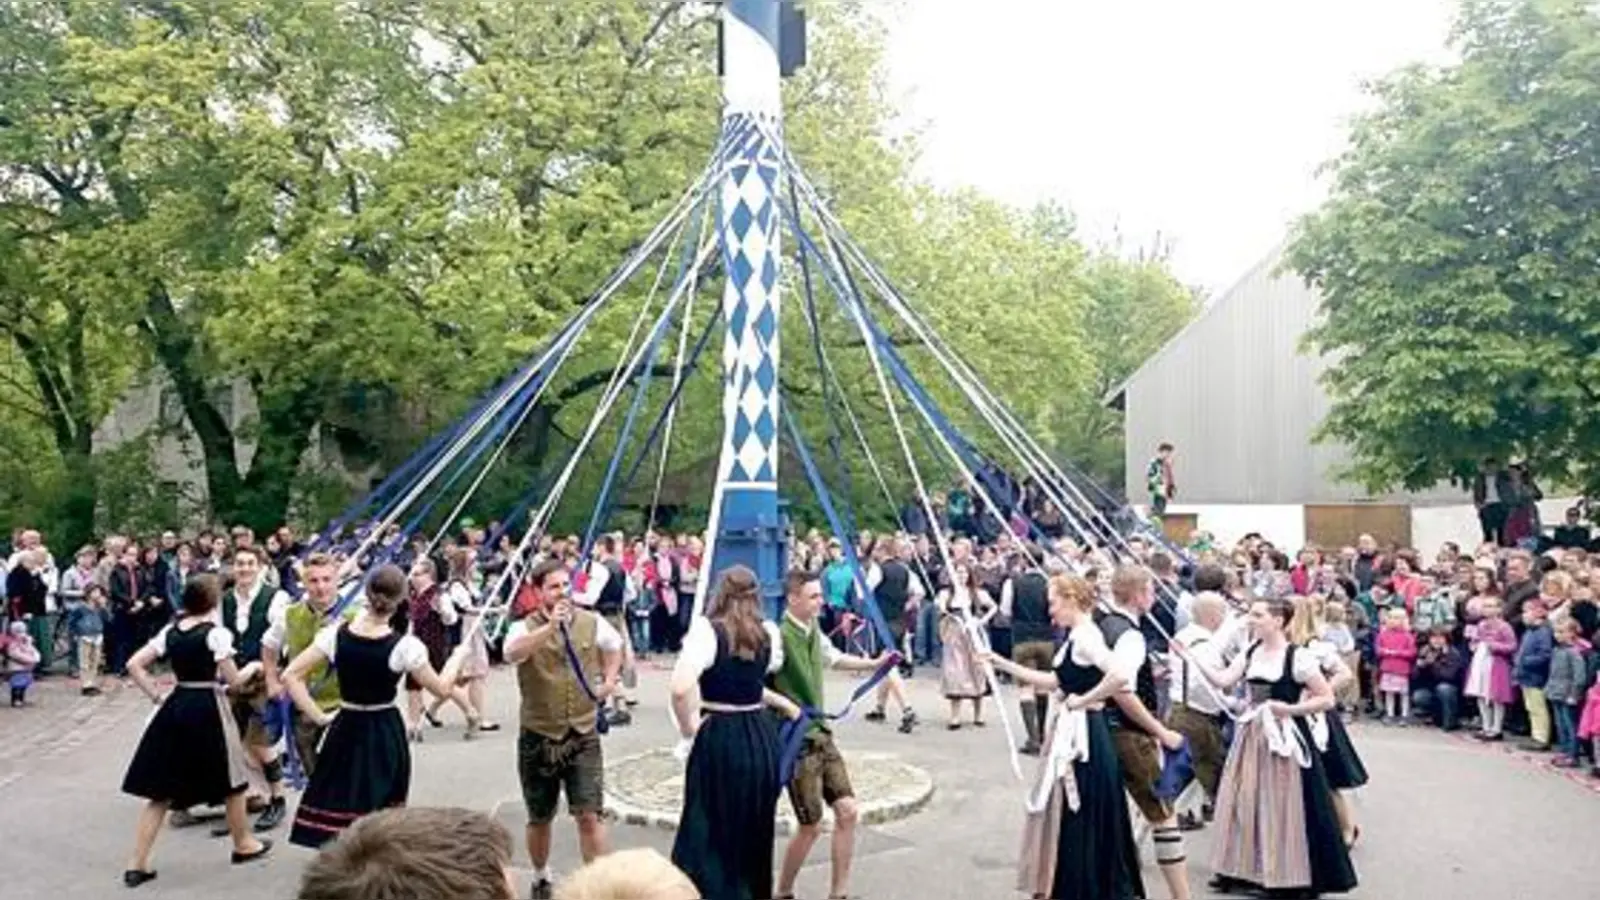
[1245, 643, 1321, 685]
[1169, 622, 1227, 715]
[217, 577, 291, 641]
[311, 624, 428, 673]
[1056, 619, 1114, 673]
[147, 623, 235, 662]
[261, 597, 347, 653]
[576, 560, 610, 608]
[1102, 606, 1148, 688]
[504, 612, 625, 653]
[674, 616, 784, 681]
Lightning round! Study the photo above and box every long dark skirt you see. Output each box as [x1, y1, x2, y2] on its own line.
[1320, 713, 1369, 790]
[671, 709, 782, 900]
[289, 707, 410, 849]
[1018, 711, 1145, 900]
[122, 686, 249, 809]
[1295, 719, 1360, 895]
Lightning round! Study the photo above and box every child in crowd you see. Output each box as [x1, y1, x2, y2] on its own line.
[1465, 597, 1518, 740]
[70, 583, 112, 695]
[1546, 618, 1588, 767]
[1375, 607, 1417, 723]
[1578, 665, 1600, 777]
[1515, 600, 1556, 751]
[4, 621, 42, 707]
[1322, 601, 1360, 715]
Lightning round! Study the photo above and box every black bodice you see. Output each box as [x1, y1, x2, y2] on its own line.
[1053, 628, 1102, 697]
[334, 625, 405, 706]
[167, 622, 222, 683]
[1245, 643, 1302, 705]
[699, 622, 770, 706]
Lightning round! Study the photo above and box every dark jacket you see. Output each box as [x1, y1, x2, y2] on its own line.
[5, 566, 47, 618]
[1514, 623, 1554, 688]
[1415, 643, 1466, 689]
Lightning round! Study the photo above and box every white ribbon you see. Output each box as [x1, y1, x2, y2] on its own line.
[961, 612, 1024, 782]
[1237, 703, 1311, 768]
[1026, 699, 1089, 814]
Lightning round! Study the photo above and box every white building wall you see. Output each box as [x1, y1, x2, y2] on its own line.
[1120, 247, 1468, 508]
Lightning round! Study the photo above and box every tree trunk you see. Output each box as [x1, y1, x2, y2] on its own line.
[9, 325, 97, 551]
[230, 384, 322, 534]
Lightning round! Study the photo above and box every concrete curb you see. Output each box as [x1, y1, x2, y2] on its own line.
[603, 749, 936, 837]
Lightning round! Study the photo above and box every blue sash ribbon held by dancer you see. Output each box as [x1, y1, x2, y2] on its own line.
[776, 651, 902, 784]
[559, 621, 610, 736]
[264, 696, 309, 791]
[1154, 737, 1194, 801]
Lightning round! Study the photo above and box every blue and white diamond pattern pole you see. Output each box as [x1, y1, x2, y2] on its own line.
[698, 0, 786, 616]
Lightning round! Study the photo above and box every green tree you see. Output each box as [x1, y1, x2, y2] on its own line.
[1288, 0, 1600, 495]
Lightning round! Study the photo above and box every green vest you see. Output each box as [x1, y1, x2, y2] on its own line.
[285, 601, 353, 712]
[222, 580, 275, 664]
[772, 615, 828, 735]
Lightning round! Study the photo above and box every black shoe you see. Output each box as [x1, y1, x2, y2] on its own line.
[607, 709, 633, 727]
[231, 839, 273, 865]
[1518, 740, 1551, 753]
[864, 708, 886, 723]
[1177, 811, 1204, 832]
[897, 711, 917, 734]
[123, 870, 157, 888]
[531, 878, 554, 900]
[1019, 740, 1041, 756]
[1207, 874, 1248, 894]
[253, 797, 286, 832]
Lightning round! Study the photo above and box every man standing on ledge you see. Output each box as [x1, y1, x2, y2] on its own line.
[504, 559, 623, 900]
[1147, 442, 1176, 518]
[771, 571, 889, 900]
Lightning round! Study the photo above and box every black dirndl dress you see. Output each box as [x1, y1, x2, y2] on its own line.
[1045, 635, 1145, 900]
[1319, 711, 1369, 790]
[289, 625, 414, 849]
[122, 622, 251, 808]
[670, 622, 782, 900]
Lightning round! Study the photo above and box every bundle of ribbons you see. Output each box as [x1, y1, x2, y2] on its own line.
[775, 651, 903, 784]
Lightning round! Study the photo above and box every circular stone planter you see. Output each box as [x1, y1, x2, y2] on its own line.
[604, 747, 935, 836]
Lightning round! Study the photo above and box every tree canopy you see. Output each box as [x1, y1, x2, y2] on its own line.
[1288, 0, 1600, 498]
[0, 0, 1193, 546]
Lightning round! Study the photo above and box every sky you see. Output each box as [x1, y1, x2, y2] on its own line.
[885, 0, 1460, 295]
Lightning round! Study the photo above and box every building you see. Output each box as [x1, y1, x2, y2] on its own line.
[1107, 246, 1571, 552]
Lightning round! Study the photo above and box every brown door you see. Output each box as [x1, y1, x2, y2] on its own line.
[1304, 505, 1411, 549]
[1161, 513, 1199, 547]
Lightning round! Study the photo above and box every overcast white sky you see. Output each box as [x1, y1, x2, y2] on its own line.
[885, 0, 1459, 295]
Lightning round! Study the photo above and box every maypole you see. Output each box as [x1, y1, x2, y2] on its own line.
[698, 0, 789, 615]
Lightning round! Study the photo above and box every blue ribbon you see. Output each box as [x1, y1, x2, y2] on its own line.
[558, 621, 609, 736]
[1154, 737, 1195, 801]
[776, 651, 901, 785]
[264, 695, 308, 791]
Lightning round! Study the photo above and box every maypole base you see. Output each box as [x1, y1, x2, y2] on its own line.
[602, 748, 934, 835]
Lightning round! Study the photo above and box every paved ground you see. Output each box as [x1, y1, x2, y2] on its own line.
[3, 660, 1597, 899]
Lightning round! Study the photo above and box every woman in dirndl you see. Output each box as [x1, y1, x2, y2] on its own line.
[285, 564, 475, 849]
[1179, 597, 1358, 898]
[669, 565, 794, 900]
[985, 573, 1145, 900]
[937, 563, 996, 728]
[425, 546, 500, 736]
[1289, 595, 1369, 849]
[120, 574, 271, 888]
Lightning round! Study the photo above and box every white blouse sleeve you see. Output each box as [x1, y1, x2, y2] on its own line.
[311, 623, 341, 664]
[389, 634, 428, 673]
[145, 624, 172, 659]
[1070, 622, 1114, 670]
[206, 627, 235, 662]
[1292, 645, 1323, 684]
[594, 614, 625, 653]
[763, 620, 784, 674]
[673, 616, 718, 682]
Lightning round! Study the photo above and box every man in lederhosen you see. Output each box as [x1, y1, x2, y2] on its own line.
[1167, 590, 1239, 830]
[263, 552, 354, 777]
[1099, 565, 1193, 900]
[223, 546, 293, 832]
[1000, 550, 1051, 755]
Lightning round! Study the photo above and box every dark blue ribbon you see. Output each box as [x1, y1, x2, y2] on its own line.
[558, 621, 610, 735]
[1154, 737, 1195, 801]
[776, 651, 901, 784]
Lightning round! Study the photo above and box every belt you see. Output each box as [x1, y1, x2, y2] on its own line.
[340, 701, 395, 712]
[175, 680, 220, 689]
[702, 701, 762, 713]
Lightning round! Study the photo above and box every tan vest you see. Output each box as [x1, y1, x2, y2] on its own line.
[516, 610, 602, 739]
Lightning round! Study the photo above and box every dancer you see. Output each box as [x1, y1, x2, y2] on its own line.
[284, 564, 474, 849]
[1000, 555, 1052, 755]
[1099, 566, 1193, 900]
[863, 539, 919, 733]
[429, 547, 500, 736]
[120, 574, 272, 888]
[771, 571, 890, 900]
[221, 546, 293, 831]
[986, 573, 1144, 900]
[938, 562, 995, 729]
[578, 534, 635, 726]
[1177, 597, 1358, 898]
[1288, 595, 1368, 849]
[1168, 591, 1238, 831]
[404, 557, 474, 742]
[670, 565, 795, 900]
[505, 558, 624, 900]
[262, 552, 354, 776]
